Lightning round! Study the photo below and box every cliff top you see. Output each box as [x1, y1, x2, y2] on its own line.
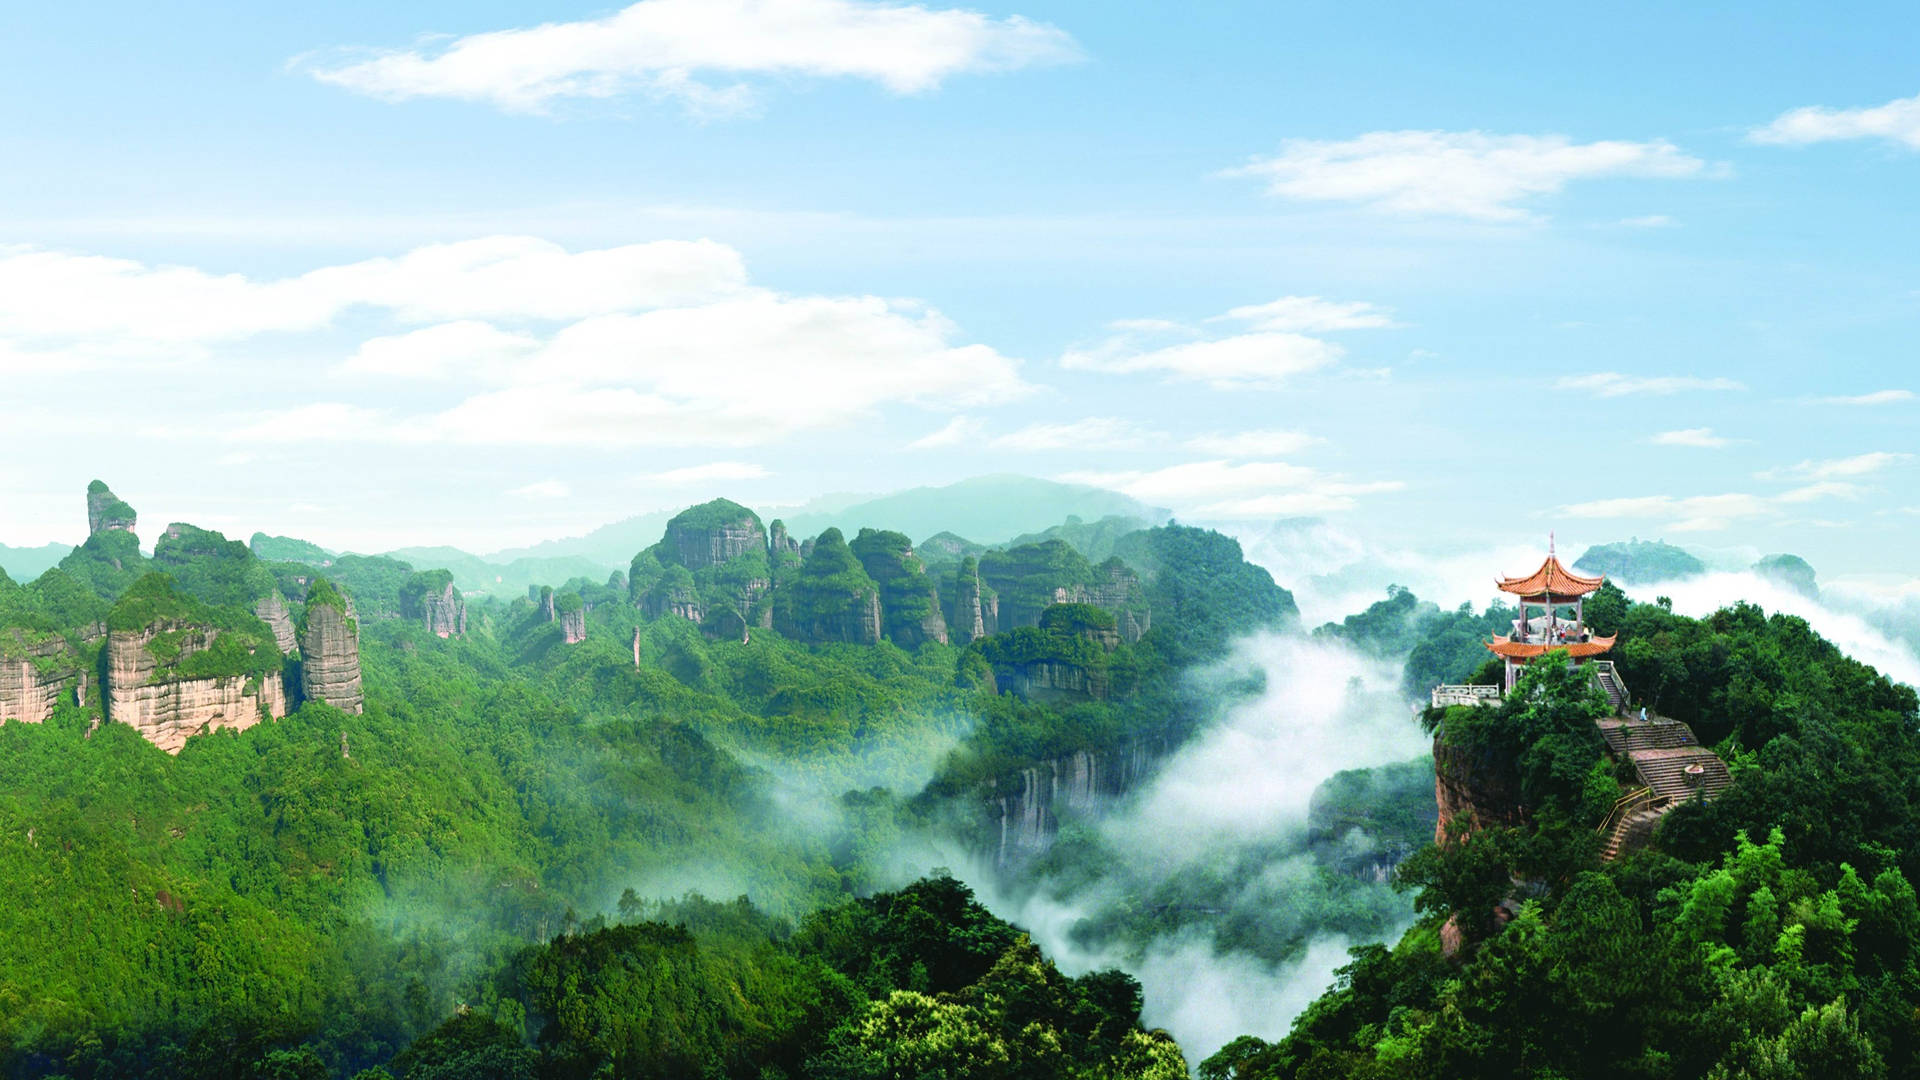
[664, 498, 763, 534]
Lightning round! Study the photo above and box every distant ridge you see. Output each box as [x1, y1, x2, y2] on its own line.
[476, 475, 1167, 567]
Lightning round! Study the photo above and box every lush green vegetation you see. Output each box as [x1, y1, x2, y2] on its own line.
[249, 533, 335, 566]
[1314, 586, 1516, 694]
[1214, 592, 1920, 1080]
[1573, 538, 1706, 584]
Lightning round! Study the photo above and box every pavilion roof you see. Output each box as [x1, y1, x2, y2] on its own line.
[1496, 555, 1605, 599]
[1485, 634, 1617, 660]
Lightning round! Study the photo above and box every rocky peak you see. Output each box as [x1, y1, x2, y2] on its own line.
[86, 480, 137, 536]
[299, 578, 363, 714]
[769, 519, 801, 556]
[849, 528, 948, 648]
[104, 573, 288, 753]
[773, 528, 881, 645]
[947, 556, 990, 646]
[253, 592, 298, 654]
[659, 498, 766, 570]
[400, 569, 467, 637]
[641, 565, 703, 623]
[555, 592, 586, 644]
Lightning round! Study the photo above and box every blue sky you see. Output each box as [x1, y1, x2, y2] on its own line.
[3, 0, 1915, 589]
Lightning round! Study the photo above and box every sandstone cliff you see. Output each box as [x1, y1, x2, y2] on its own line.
[1430, 732, 1525, 843]
[641, 565, 704, 623]
[399, 570, 466, 637]
[253, 592, 298, 655]
[86, 480, 136, 535]
[556, 592, 587, 644]
[984, 740, 1165, 865]
[773, 528, 882, 645]
[299, 579, 363, 714]
[660, 499, 766, 570]
[849, 528, 948, 648]
[0, 631, 85, 724]
[946, 556, 990, 645]
[104, 575, 288, 753]
[979, 604, 1120, 704]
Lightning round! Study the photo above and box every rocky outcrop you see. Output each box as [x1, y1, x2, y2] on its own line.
[661, 499, 766, 570]
[985, 740, 1165, 865]
[849, 528, 948, 648]
[1058, 557, 1150, 643]
[642, 566, 703, 623]
[769, 519, 801, 557]
[556, 593, 586, 644]
[1431, 733, 1524, 844]
[0, 633, 83, 724]
[253, 593, 298, 655]
[978, 540, 1099, 631]
[773, 529, 882, 645]
[106, 625, 286, 753]
[993, 659, 1109, 703]
[86, 480, 136, 535]
[400, 570, 466, 637]
[948, 557, 990, 645]
[299, 581, 363, 714]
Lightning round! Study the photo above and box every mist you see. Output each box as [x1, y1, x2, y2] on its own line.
[878, 632, 1433, 1065]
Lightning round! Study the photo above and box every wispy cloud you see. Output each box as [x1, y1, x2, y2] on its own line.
[1650, 427, 1731, 448]
[1223, 130, 1712, 222]
[1561, 484, 1858, 532]
[1759, 451, 1912, 482]
[1618, 214, 1677, 228]
[300, 0, 1080, 117]
[1183, 429, 1320, 457]
[1816, 389, 1914, 406]
[1064, 295, 1387, 389]
[639, 462, 769, 487]
[1060, 460, 1401, 519]
[1752, 91, 1920, 149]
[992, 417, 1159, 451]
[508, 479, 571, 499]
[909, 415, 986, 450]
[1557, 371, 1745, 397]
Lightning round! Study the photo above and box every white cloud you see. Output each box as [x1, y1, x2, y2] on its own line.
[1556, 371, 1745, 397]
[1223, 130, 1710, 222]
[1760, 451, 1911, 481]
[342, 320, 539, 379]
[909, 415, 986, 450]
[1060, 460, 1400, 518]
[0, 236, 746, 348]
[508, 480, 571, 499]
[1650, 427, 1731, 448]
[1817, 389, 1914, 406]
[1561, 481, 1860, 532]
[302, 0, 1080, 116]
[1752, 92, 1920, 149]
[1064, 331, 1341, 389]
[992, 417, 1158, 451]
[638, 462, 769, 487]
[1218, 296, 1395, 333]
[1183, 429, 1320, 457]
[1618, 214, 1677, 228]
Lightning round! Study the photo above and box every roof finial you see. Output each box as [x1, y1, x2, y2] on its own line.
[1549, 530, 1556, 560]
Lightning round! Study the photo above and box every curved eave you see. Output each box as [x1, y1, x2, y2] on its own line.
[1495, 555, 1606, 599]
[1485, 634, 1618, 660]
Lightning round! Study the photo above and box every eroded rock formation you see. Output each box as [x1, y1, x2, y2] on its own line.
[556, 593, 586, 644]
[106, 625, 286, 753]
[850, 528, 948, 648]
[663, 500, 766, 570]
[299, 581, 363, 714]
[947, 556, 990, 645]
[400, 571, 466, 637]
[253, 593, 298, 655]
[0, 633, 84, 724]
[986, 741, 1165, 865]
[773, 528, 882, 644]
[86, 480, 136, 535]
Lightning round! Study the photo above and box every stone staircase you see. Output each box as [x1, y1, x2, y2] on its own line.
[1590, 660, 1629, 714]
[1594, 714, 1730, 861]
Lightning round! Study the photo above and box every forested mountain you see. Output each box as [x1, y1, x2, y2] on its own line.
[0, 483, 1280, 1078]
[5, 482, 1915, 1079]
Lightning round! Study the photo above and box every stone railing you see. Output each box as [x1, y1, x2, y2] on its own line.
[1432, 684, 1503, 709]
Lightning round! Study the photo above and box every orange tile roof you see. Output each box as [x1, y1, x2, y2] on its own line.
[1495, 555, 1605, 598]
[1485, 634, 1617, 660]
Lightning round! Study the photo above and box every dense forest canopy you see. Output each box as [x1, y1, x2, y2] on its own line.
[2, 483, 1913, 1080]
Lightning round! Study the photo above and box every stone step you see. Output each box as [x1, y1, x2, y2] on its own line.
[1629, 748, 1730, 801]
[1599, 721, 1699, 755]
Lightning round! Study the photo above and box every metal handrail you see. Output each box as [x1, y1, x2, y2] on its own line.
[1596, 786, 1654, 837]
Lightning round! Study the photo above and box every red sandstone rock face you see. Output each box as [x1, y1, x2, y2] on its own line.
[1430, 733, 1525, 843]
[560, 608, 587, 644]
[253, 593, 298, 655]
[666, 518, 765, 570]
[0, 634, 81, 724]
[300, 603, 363, 714]
[106, 623, 288, 753]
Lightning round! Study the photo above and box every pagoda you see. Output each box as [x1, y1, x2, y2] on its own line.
[1486, 541, 1615, 691]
